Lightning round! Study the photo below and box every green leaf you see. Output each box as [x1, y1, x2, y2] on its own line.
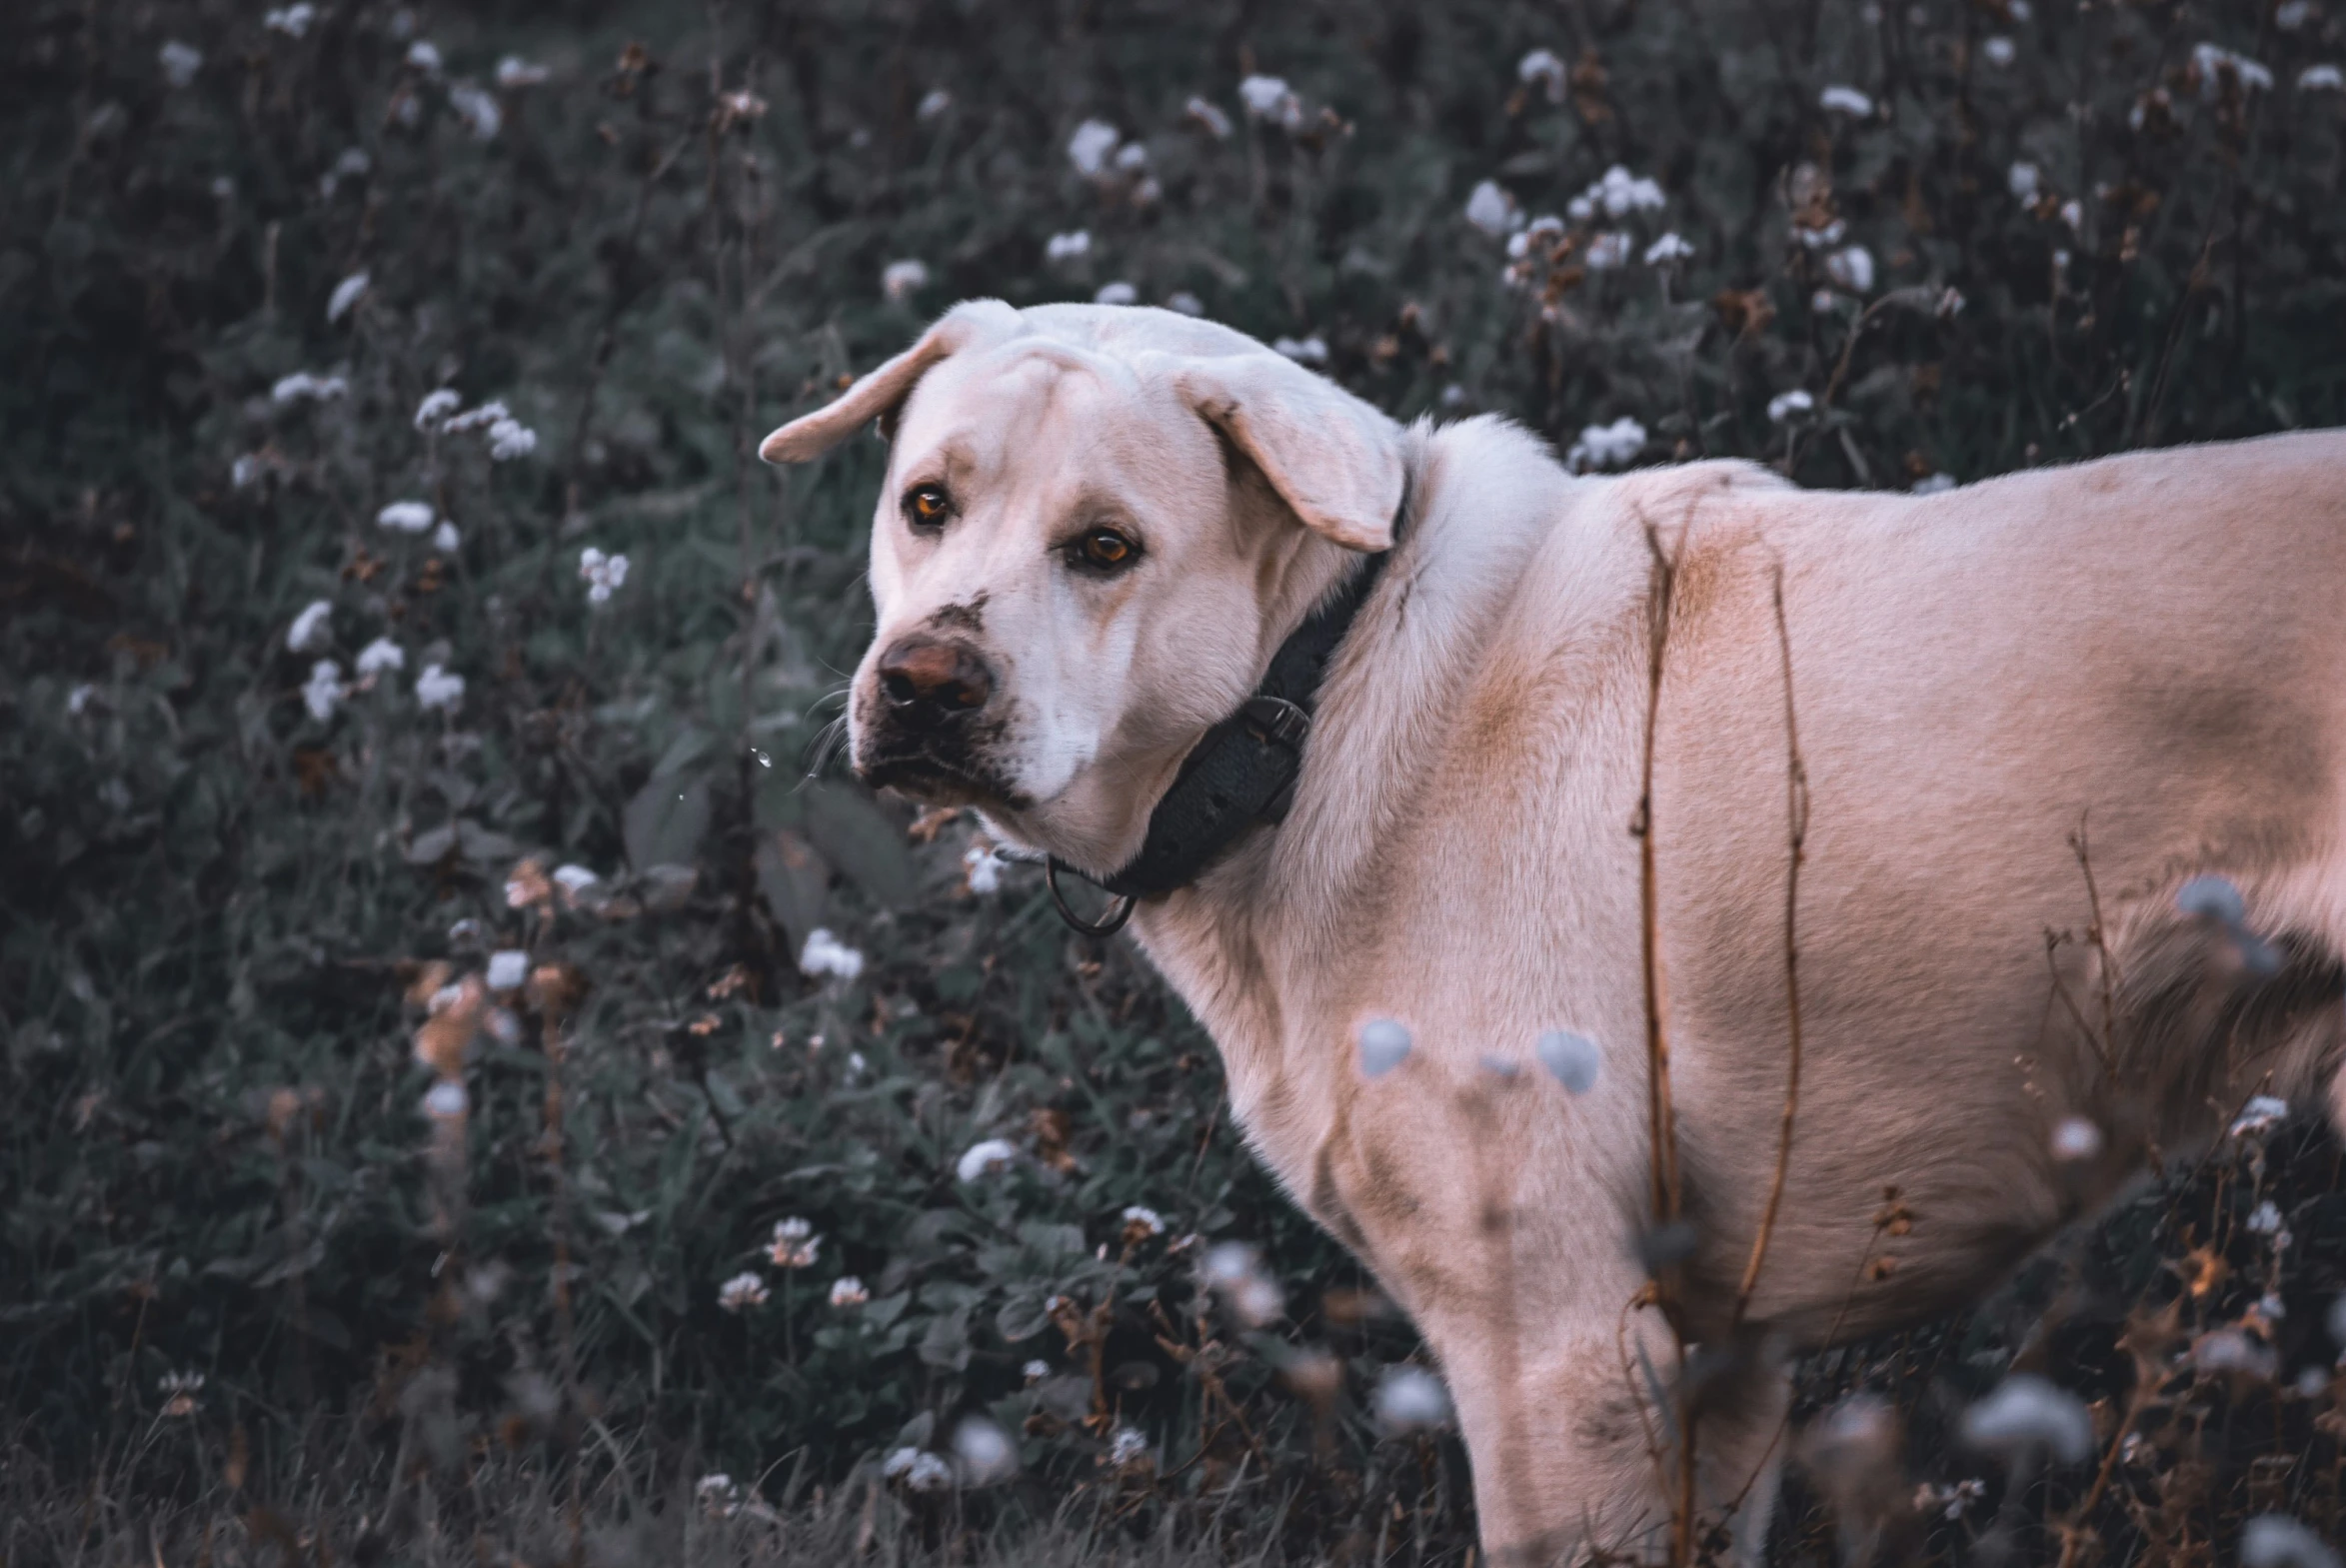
[623, 777, 710, 871]
[753, 829, 829, 948]
[801, 781, 916, 906]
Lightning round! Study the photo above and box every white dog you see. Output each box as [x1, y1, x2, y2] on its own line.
[763, 299, 2346, 1562]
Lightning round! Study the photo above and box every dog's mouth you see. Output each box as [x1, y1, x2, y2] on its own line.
[855, 746, 1034, 813]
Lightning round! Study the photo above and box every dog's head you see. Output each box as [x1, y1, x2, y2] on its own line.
[761, 301, 1404, 874]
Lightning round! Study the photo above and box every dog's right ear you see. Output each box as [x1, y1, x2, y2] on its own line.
[758, 299, 1024, 464]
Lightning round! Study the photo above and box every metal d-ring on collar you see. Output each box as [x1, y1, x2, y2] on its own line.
[1045, 856, 1137, 937]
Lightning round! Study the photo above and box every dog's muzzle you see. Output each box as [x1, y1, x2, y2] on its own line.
[854, 634, 1025, 806]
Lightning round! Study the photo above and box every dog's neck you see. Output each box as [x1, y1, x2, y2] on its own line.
[1127, 416, 1581, 1133]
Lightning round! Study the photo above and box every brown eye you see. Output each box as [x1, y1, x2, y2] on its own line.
[1075, 528, 1139, 571]
[903, 484, 951, 529]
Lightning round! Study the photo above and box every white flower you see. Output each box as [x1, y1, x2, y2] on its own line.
[1023, 1359, 1050, 1382]
[953, 1417, 1017, 1483]
[271, 371, 349, 404]
[1585, 232, 1632, 269]
[1237, 74, 1303, 130]
[1463, 180, 1517, 237]
[1796, 217, 1847, 249]
[2232, 1094, 2290, 1137]
[578, 547, 631, 605]
[1271, 335, 1328, 365]
[1375, 1366, 1453, 1432]
[695, 1473, 740, 1517]
[1819, 84, 1874, 116]
[770, 1216, 821, 1267]
[2008, 161, 2041, 202]
[431, 521, 461, 554]
[445, 399, 509, 433]
[1565, 416, 1647, 471]
[2249, 1199, 2286, 1234]
[1583, 164, 1666, 218]
[964, 842, 1007, 894]
[2242, 1515, 2342, 1568]
[1825, 245, 1875, 292]
[1166, 290, 1203, 316]
[415, 664, 465, 713]
[422, 1079, 469, 1120]
[799, 926, 864, 980]
[413, 390, 460, 431]
[2194, 42, 2275, 96]
[486, 950, 529, 990]
[1518, 48, 1566, 102]
[1068, 118, 1122, 177]
[1981, 35, 2016, 66]
[552, 864, 599, 894]
[1961, 1374, 2093, 1463]
[496, 56, 550, 88]
[377, 500, 435, 534]
[1094, 280, 1138, 305]
[1183, 95, 1231, 138]
[1106, 1427, 1150, 1468]
[2279, 0, 2316, 29]
[1913, 472, 1957, 495]
[232, 454, 264, 489]
[302, 660, 346, 722]
[488, 417, 537, 461]
[159, 1369, 207, 1396]
[1121, 1204, 1166, 1237]
[717, 1271, 769, 1312]
[355, 638, 405, 678]
[2009, 0, 2033, 17]
[1045, 230, 1092, 262]
[326, 271, 370, 324]
[287, 599, 335, 653]
[1643, 232, 1695, 265]
[917, 88, 953, 120]
[448, 82, 502, 140]
[406, 40, 443, 74]
[957, 1137, 1019, 1182]
[829, 1275, 869, 1307]
[67, 683, 98, 717]
[265, 6, 316, 37]
[1767, 389, 1815, 424]
[2301, 64, 2344, 91]
[160, 41, 203, 87]
[2060, 198, 2083, 231]
[320, 146, 371, 198]
[881, 258, 929, 302]
[883, 1448, 953, 1491]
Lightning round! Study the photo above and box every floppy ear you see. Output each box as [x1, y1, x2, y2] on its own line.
[1159, 352, 1405, 552]
[758, 299, 1024, 464]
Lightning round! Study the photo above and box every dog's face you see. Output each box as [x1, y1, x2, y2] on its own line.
[762, 302, 1404, 874]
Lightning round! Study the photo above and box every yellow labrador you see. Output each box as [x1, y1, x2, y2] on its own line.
[763, 300, 2346, 1562]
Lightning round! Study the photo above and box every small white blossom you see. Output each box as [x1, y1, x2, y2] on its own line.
[717, 1271, 769, 1312]
[881, 258, 929, 302]
[2010, 0, 2033, 17]
[770, 1216, 821, 1268]
[326, 271, 370, 323]
[1166, 290, 1203, 316]
[232, 454, 264, 489]
[957, 1138, 1019, 1182]
[695, 1473, 741, 1517]
[1068, 118, 1122, 177]
[67, 684, 98, 717]
[2233, 1095, 2290, 1137]
[2194, 42, 2276, 96]
[1585, 231, 1632, 269]
[1825, 245, 1875, 292]
[917, 88, 953, 120]
[377, 500, 435, 533]
[487, 417, 537, 461]
[2051, 1116, 2103, 1161]
[1237, 74, 1303, 130]
[496, 56, 550, 88]
[1183, 95, 1231, 138]
[415, 663, 465, 713]
[1094, 280, 1138, 305]
[1961, 1374, 2094, 1463]
[1819, 84, 1874, 116]
[1464, 180, 1517, 237]
[1768, 388, 1815, 423]
[1106, 1427, 1151, 1468]
[577, 546, 630, 605]
[432, 521, 461, 554]
[953, 1417, 1017, 1483]
[422, 1079, 469, 1120]
[272, 371, 349, 404]
[1121, 1204, 1166, 1237]
[1913, 473, 1957, 495]
[265, 5, 317, 37]
[829, 1275, 869, 1307]
[2242, 1515, 2342, 1568]
[287, 599, 334, 653]
[486, 949, 529, 990]
[448, 82, 502, 140]
[2060, 198, 2083, 231]
[2248, 1199, 2286, 1235]
[1582, 164, 1667, 218]
[1796, 217, 1847, 249]
[799, 926, 864, 981]
[2279, 1, 2316, 30]
[160, 41, 203, 87]
[1981, 35, 2017, 67]
[1643, 232, 1695, 265]
[356, 638, 405, 677]
[1272, 335, 1328, 365]
[883, 1447, 953, 1491]
[1045, 229, 1093, 262]
[1375, 1366, 1453, 1432]
[301, 660, 346, 722]
[413, 390, 460, 431]
[406, 40, 443, 75]
[963, 842, 1007, 894]
[552, 863, 599, 894]
[320, 146, 371, 198]
[2300, 64, 2344, 91]
[1566, 417, 1647, 471]
[1518, 48, 1567, 102]
[2008, 161, 2041, 202]
[1023, 1359, 1050, 1382]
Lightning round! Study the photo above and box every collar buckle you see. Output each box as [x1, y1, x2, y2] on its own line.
[1240, 695, 1311, 750]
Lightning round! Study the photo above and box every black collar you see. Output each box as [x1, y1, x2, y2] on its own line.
[1045, 481, 1408, 934]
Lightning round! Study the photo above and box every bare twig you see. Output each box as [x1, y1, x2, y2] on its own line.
[2069, 816, 2123, 1081]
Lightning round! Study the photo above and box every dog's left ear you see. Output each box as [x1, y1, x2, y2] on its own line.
[759, 299, 1024, 464]
[1155, 352, 1405, 552]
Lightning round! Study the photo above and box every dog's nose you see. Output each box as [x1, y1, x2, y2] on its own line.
[876, 636, 994, 729]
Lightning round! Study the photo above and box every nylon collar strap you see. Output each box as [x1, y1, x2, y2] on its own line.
[1051, 478, 1409, 913]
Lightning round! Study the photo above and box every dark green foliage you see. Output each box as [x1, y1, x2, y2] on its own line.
[3, 0, 2343, 1561]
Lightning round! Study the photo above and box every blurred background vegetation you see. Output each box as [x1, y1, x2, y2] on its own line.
[4, 0, 2344, 1562]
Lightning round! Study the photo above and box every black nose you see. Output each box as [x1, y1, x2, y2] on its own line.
[876, 636, 994, 731]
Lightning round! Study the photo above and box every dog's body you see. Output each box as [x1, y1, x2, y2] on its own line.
[764, 302, 2346, 1561]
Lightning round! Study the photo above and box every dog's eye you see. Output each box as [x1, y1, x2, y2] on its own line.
[1071, 528, 1141, 573]
[902, 484, 952, 530]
